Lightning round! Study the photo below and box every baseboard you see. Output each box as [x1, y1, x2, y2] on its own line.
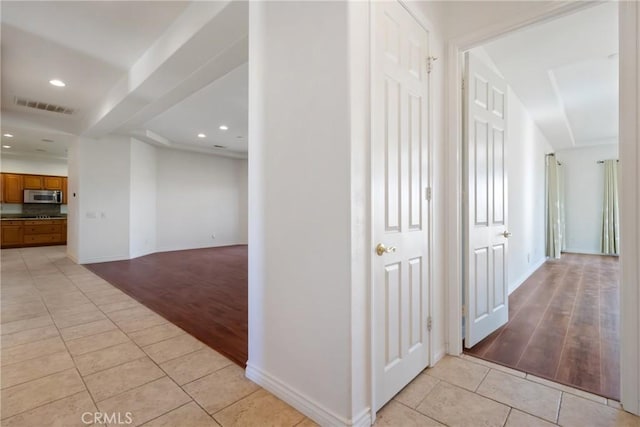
[155, 242, 245, 253]
[78, 254, 130, 264]
[508, 257, 547, 295]
[432, 347, 447, 366]
[245, 363, 372, 427]
[563, 248, 616, 256]
[67, 253, 79, 264]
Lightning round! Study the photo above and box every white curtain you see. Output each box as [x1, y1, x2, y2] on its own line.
[601, 160, 620, 255]
[546, 155, 563, 258]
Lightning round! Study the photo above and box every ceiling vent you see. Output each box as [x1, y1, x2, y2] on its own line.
[14, 97, 74, 115]
[213, 145, 226, 149]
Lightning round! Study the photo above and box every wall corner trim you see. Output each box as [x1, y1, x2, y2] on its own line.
[245, 363, 372, 427]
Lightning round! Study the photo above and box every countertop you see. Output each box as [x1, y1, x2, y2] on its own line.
[1, 215, 67, 221]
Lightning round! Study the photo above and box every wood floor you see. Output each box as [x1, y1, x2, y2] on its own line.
[465, 253, 620, 400]
[86, 245, 248, 367]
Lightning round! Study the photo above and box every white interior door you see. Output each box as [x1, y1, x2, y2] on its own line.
[464, 52, 509, 348]
[373, 1, 430, 411]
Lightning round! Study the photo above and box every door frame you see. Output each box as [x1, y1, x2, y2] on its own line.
[369, 0, 436, 419]
[445, 1, 640, 415]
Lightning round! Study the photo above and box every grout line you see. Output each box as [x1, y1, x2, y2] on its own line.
[210, 388, 263, 417]
[556, 392, 564, 423]
[53, 257, 235, 423]
[474, 366, 492, 392]
[502, 407, 512, 427]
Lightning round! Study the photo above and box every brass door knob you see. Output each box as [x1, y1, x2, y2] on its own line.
[503, 231, 512, 238]
[376, 243, 397, 256]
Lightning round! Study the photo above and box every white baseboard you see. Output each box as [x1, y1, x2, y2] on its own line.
[508, 257, 547, 295]
[78, 254, 130, 264]
[563, 248, 615, 256]
[432, 347, 447, 366]
[245, 363, 372, 426]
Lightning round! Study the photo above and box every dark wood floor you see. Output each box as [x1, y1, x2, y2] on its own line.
[86, 245, 248, 367]
[465, 253, 620, 400]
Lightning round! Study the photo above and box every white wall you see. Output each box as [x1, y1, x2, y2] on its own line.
[70, 136, 248, 263]
[556, 144, 618, 254]
[156, 148, 247, 252]
[1, 154, 68, 176]
[248, 1, 356, 424]
[77, 135, 131, 263]
[236, 160, 248, 244]
[130, 139, 157, 258]
[506, 88, 554, 292]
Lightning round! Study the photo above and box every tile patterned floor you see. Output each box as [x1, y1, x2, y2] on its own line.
[1, 246, 639, 426]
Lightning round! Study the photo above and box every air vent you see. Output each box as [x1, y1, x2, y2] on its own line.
[41, 138, 54, 143]
[213, 145, 226, 149]
[14, 97, 74, 115]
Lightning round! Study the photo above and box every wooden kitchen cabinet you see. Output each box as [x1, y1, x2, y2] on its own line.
[23, 175, 43, 189]
[43, 176, 63, 190]
[62, 177, 68, 204]
[2, 174, 23, 203]
[1, 221, 24, 247]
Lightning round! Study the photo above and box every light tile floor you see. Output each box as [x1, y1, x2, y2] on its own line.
[1, 246, 639, 427]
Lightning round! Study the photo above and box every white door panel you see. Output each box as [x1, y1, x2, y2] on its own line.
[373, 1, 430, 411]
[464, 52, 509, 348]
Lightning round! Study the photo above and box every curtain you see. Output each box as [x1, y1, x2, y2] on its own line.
[558, 163, 566, 252]
[601, 160, 620, 255]
[546, 155, 563, 258]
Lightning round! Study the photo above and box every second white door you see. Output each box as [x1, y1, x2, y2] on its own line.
[464, 52, 509, 348]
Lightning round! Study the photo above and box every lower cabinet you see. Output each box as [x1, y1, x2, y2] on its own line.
[1, 219, 67, 248]
[1, 221, 24, 247]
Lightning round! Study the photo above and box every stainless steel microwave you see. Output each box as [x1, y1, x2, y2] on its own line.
[23, 189, 63, 204]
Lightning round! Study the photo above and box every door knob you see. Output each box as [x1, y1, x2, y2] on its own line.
[376, 243, 397, 256]
[503, 231, 512, 238]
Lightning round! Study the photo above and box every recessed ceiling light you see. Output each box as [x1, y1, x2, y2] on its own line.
[219, 125, 228, 131]
[197, 133, 206, 138]
[3, 133, 13, 138]
[2, 145, 11, 148]
[49, 79, 66, 87]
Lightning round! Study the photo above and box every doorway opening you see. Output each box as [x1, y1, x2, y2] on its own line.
[460, 2, 621, 400]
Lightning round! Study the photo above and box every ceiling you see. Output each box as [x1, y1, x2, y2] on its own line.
[478, 2, 618, 150]
[0, 1, 249, 160]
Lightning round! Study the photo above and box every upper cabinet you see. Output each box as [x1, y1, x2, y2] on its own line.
[1, 173, 68, 203]
[62, 178, 68, 204]
[44, 176, 63, 190]
[23, 175, 43, 189]
[2, 174, 24, 203]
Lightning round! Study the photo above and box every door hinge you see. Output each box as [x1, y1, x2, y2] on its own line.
[462, 78, 465, 92]
[426, 56, 438, 74]
[425, 187, 432, 201]
[461, 304, 466, 316]
[427, 317, 433, 332]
